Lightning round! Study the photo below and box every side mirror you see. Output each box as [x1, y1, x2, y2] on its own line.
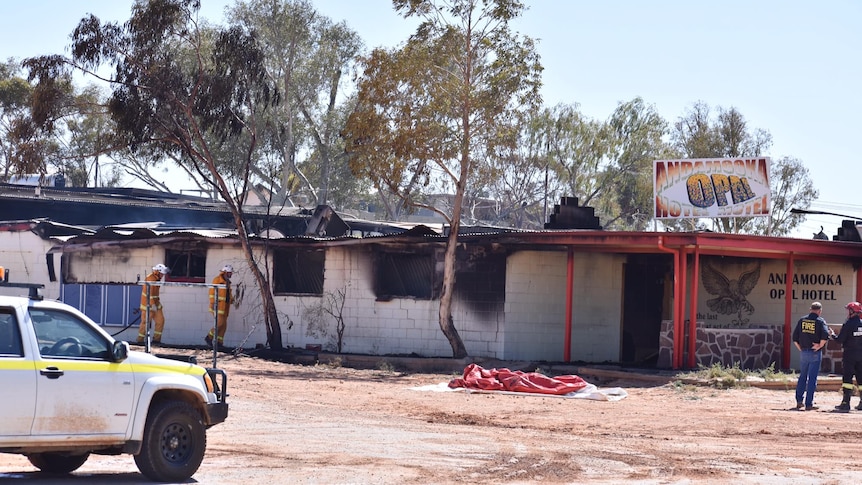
[112, 341, 129, 362]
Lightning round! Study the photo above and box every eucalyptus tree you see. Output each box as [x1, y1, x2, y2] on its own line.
[751, 156, 818, 236]
[479, 112, 552, 229]
[1, 59, 121, 187]
[537, 104, 611, 209]
[108, 144, 184, 193]
[23, 0, 287, 348]
[0, 58, 75, 183]
[343, 0, 542, 358]
[514, 99, 669, 231]
[600, 97, 671, 230]
[516, 103, 613, 226]
[228, 0, 365, 209]
[670, 101, 726, 160]
[0, 59, 38, 179]
[61, 84, 123, 187]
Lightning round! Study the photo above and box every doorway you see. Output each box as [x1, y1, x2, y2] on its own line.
[621, 254, 670, 366]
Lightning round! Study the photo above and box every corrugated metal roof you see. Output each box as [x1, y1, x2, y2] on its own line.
[4, 185, 861, 264]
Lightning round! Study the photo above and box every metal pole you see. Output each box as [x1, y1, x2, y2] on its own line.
[212, 291, 220, 368]
[144, 283, 152, 353]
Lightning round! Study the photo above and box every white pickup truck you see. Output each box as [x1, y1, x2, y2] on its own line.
[0, 281, 228, 482]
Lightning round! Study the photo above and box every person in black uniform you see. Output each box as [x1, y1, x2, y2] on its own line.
[832, 301, 862, 412]
[792, 301, 830, 410]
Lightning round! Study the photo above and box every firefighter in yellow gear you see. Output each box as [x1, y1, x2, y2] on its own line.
[205, 265, 234, 347]
[137, 263, 169, 343]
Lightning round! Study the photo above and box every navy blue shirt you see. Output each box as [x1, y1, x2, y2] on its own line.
[835, 315, 862, 356]
[792, 312, 829, 351]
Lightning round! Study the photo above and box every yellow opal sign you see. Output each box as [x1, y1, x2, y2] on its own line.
[654, 158, 771, 219]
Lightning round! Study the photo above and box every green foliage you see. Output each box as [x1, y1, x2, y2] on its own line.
[345, 0, 542, 223]
[376, 360, 395, 373]
[750, 156, 818, 236]
[22, 0, 286, 348]
[600, 98, 672, 230]
[1, 58, 122, 187]
[664, 100, 816, 235]
[671, 380, 702, 398]
[344, 0, 541, 358]
[320, 356, 343, 369]
[756, 362, 792, 382]
[676, 361, 795, 389]
[476, 97, 672, 231]
[534, 104, 611, 213]
[0, 60, 41, 178]
[228, 0, 365, 208]
[678, 362, 749, 389]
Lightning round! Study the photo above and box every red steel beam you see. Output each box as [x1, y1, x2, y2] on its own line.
[657, 237, 683, 369]
[688, 246, 700, 369]
[677, 248, 688, 369]
[783, 254, 794, 369]
[564, 247, 574, 362]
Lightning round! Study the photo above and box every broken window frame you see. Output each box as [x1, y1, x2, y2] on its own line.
[272, 248, 325, 296]
[164, 248, 207, 283]
[374, 250, 440, 301]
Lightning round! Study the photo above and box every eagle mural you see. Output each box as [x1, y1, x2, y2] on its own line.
[701, 262, 761, 326]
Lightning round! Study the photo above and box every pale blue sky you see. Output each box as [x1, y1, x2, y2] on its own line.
[2, 0, 860, 238]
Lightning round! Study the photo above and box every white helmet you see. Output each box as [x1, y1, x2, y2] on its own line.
[153, 263, 169, 273]
[221, 264, 234, 273]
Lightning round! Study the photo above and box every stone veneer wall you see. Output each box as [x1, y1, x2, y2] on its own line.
[657, 320, 783, 370]
[658, 320, 848, 372]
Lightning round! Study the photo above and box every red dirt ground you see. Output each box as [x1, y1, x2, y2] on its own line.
[2, 349, 861, 484]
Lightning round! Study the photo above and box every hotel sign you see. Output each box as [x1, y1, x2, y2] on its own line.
[654, 158, 771, 220]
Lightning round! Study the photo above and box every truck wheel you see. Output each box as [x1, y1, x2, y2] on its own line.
[134, 400, 206, 482]
[27, 452, 89, 474]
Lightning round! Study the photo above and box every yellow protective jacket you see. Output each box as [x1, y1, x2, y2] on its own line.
[208, 273, 232, 316]
[140, 271, 163, 311]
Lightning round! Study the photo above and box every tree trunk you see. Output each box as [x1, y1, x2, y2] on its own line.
[230, 207, 284, 350]
[438, 226, 467, 358]
[437, 154, 469, 359]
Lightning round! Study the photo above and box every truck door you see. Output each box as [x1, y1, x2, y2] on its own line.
[28, 308, 135, 437]
[0, 309, 36, 436]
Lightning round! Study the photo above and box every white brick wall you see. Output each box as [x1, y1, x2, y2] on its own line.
[70, 246, 164, 284]
[0, 230, 59, 298]
[268, 247, 467, 357]
[505, 250, 566, 361]
[504, 250, 624, 362]
[36, 243, 629, 360]
[14, 232, 858, 363]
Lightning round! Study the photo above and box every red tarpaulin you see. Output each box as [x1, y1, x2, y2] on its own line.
[448, 364, 588, 395]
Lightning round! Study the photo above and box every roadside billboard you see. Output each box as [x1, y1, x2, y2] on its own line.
[654, 158, 771, 220]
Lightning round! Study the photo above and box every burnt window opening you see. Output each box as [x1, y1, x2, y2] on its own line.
[375, 252, 438, 301]
[454, 251, 506, 311]
[46, 253, 57, 282]
[165, 249, 207, 283]
[273, 249, 325, 295]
